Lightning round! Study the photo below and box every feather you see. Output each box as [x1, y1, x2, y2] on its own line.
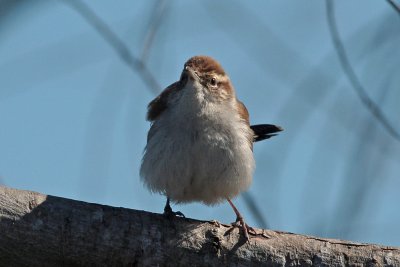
[251, 124, 283, 142]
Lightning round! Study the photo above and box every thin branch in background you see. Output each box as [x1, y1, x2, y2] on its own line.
[326, 0, 400, 143]
[242, 192, 269, 229]
[62, 0, 161, 94]
[387, 0, 400, 14]
[141, 0, 169, 62]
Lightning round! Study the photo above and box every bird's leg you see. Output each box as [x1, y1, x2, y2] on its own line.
[227, 199, 255, 240]
[163, 197, 185, 218]
[163, 197, 172, 214]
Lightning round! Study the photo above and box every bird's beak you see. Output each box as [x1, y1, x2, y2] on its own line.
[184, 66, 199, 81]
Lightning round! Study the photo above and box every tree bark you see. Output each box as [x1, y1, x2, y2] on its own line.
[0, 185, 398, 267]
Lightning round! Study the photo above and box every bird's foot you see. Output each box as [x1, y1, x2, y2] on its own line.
[231, 218, 271, 239]
[163, 209, 185, 218]
[231, 216, 256, 241]
[163, 203, 185, 218]
[163, 197, 185, 218]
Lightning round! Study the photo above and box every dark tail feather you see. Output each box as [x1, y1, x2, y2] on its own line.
[251, 124, 283, 142]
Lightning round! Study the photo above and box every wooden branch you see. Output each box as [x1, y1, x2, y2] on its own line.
[0, 186, 399, 266]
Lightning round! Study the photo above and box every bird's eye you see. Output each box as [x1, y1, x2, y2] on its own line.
[210, 77, 217, 86]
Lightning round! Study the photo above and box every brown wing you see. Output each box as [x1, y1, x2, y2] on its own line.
[236, 99, 250, 126]
[236, 99, 283, 143]
[147, 81, 181, 121]
[236, 99, 254, 149]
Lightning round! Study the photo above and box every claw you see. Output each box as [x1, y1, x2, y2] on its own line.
[164, 209, 185, 218]
[231, 215, 250, 240]
[163, 197, 185, 218]
[228, 199, 253, 241]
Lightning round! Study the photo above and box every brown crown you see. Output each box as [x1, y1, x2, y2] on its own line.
[184, 56, 226, 76]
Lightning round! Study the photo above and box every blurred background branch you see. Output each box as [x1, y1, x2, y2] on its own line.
[140, 0, 169, 62]
[387, 0, 400, 14]
[326, 0, 400, 142]
[242, 192, 269, 229]
[62, 0, 161, 93]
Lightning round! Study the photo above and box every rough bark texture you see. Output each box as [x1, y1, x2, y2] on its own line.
[0, 185, 399, 267]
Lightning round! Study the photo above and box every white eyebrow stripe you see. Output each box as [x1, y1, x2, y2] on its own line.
[215, 74, 229, 83]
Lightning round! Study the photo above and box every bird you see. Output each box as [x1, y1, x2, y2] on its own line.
[140, 55, 282, 240]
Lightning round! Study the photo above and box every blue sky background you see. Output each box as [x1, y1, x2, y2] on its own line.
[1, 0, 399, 246]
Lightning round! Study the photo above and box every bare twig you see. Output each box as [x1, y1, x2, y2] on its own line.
[141, 0, 169, 62]
[62, 0, 161, 94]
[326, 0, 400, 142]
[387, 0, 400, 14]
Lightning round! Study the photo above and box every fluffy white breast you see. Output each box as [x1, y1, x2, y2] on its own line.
[140, 84, 255, 205]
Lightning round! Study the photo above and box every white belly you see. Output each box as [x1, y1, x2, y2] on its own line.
[140, 98, 255, 205]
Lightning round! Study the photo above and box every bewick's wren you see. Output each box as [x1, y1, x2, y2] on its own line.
[140, 56, 282, 240]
